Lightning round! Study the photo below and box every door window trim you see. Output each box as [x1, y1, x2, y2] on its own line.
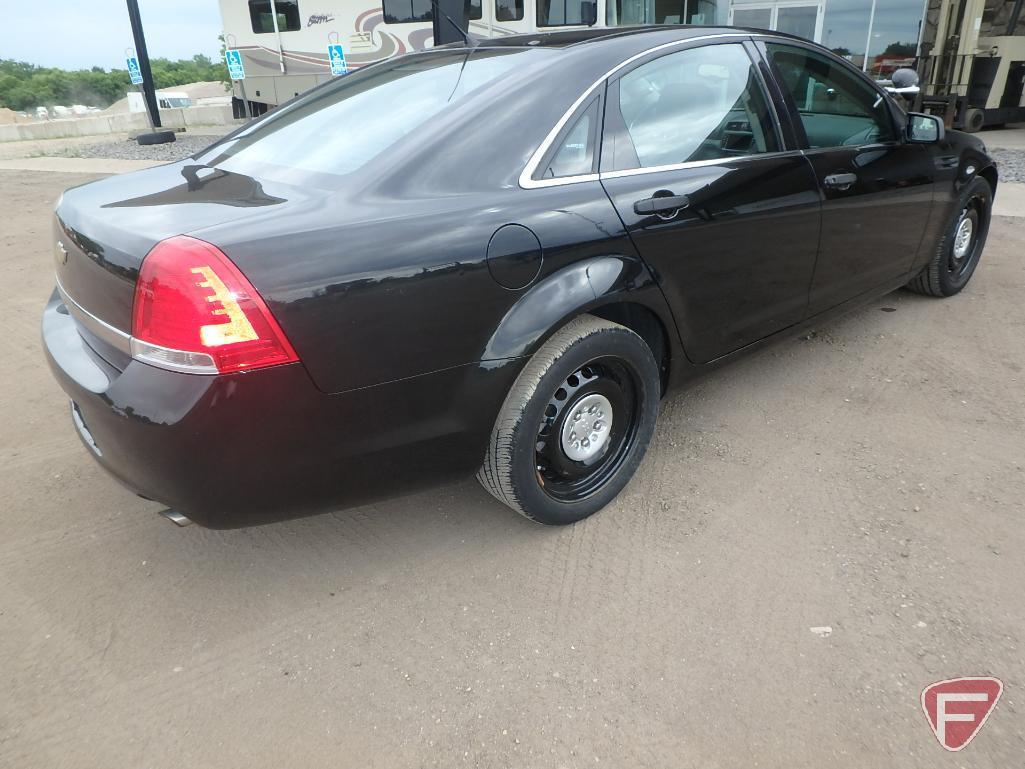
[598, 39, 789, 175]
[520, 32, 753, 189]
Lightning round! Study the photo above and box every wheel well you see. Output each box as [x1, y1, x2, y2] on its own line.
[588, 303, 671, 392]
[979, 165, 998, 197]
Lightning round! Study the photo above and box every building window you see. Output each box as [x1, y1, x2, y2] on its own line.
[248, 0, 302, 33]
[496, 0, 523, 21]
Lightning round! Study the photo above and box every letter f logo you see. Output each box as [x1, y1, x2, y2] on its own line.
[922, 677, 1002, 751]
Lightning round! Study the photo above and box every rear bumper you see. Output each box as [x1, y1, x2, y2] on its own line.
[42, 289, 520, 528]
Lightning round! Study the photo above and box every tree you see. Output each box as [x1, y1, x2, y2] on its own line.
[882, 41, 916, 57]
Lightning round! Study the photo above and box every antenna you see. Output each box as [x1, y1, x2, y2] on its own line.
[429, 0, 481, 47]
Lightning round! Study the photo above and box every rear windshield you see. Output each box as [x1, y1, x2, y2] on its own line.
[196, 48, 551, 186]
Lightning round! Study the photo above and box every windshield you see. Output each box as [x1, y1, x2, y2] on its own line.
[196, 48, 551, 186]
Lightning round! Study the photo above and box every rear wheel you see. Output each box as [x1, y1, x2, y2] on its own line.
[906, 176, 992, 297]
[477, 315, 660, 525]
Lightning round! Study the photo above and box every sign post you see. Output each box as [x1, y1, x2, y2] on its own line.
[225, 48, 253, 120]
[124, 0, 163, 131]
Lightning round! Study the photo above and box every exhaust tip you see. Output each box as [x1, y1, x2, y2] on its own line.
[159, 509, 193, 527]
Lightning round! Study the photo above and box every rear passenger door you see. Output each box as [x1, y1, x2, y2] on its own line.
[762, 41, 935, 315]
[599, 40, 822, 364]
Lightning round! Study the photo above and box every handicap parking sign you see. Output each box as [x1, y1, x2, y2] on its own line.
[126, 57, 144, 85]
[327, 44, 348, 76]
[225, 49, 246, 81]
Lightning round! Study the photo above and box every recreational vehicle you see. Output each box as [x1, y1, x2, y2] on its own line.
[218, 0, 722, 110]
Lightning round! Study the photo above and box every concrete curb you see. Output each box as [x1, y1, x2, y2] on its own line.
[0, 157, 163, 174]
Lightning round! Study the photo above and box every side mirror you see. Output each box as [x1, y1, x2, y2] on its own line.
[907, 112, 944, 143]
[891, 67, 920, 89]
[580, 0, 597, 25]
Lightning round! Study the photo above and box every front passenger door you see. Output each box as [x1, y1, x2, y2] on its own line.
[764, 42, 935, 315]
[599, 41, 822, 364]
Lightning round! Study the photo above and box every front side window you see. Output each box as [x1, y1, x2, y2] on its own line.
[603, 43, 780, 171]
[767, 43, 895, 148]
[248, 0, 301, 33]
[496, 0, 524, 21]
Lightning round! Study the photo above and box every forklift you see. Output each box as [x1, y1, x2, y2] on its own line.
[912, 0, 1025, 131]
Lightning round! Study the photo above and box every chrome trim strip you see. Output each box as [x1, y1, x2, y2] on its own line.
[519, 32, 753, 190]
[55, 275, 218, 375]
[597, 149, 805, 180]
[55, 277, 132, 355]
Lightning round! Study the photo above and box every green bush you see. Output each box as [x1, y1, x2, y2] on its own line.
[0, 55, 227, 112]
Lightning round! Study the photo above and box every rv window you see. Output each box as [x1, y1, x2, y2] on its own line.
[496, 0, 524, 21]
[383, 0, 433, 23]
[383, 0, 482, 23]
[248, 0, 301, 33]
[537, 0, 589, 26]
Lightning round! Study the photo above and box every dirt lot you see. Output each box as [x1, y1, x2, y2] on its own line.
[1, 169, 1023, 768]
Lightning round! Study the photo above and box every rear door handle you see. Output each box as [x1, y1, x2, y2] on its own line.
[823, 172, 858, 190]
[634, 192, 691, 216]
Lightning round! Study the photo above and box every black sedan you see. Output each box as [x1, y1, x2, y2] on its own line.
[43, 26, 997, 528]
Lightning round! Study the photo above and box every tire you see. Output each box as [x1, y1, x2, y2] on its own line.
[136, 131, 176, 146]
[963, 108, 985, 133]
[905, 176, 992, 297]
[477, 315, 660, 525]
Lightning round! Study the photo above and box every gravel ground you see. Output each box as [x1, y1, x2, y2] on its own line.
[990, 148, 1025, 183]
[48, 134, 222, 163]
[2, 170, 1025, 768]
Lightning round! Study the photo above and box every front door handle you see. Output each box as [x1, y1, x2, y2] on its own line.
[634, 191, 691, 216]
[823, 172, 858, 191]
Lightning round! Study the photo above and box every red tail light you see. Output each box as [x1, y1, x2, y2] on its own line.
[132, 236, 298, 374]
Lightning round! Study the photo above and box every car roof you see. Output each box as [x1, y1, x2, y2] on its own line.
[462, 24, 803, 48]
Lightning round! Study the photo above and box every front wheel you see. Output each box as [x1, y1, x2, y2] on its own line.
[477, 315, 660, 525]
[906, 176, 992, 297]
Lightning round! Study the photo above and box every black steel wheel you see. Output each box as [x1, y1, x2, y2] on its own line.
[478, 315, 660, 525]
[906, 176, 992, 297]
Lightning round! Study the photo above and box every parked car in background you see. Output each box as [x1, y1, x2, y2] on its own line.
[43, 26, 996, 528]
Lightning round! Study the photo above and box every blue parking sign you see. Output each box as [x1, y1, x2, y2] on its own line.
[327, 44, 348, 76]
[225, 49, 246, 81]
[126, 57, 144, 85]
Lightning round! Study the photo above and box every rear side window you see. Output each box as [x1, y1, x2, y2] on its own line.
[603, 43, 780, 171]
[767, 43, 895, 148]
[541, 99, 599, 179]
[248, 0, 301, 33]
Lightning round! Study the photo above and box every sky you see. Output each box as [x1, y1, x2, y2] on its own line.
[0, 0, 224, 70]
